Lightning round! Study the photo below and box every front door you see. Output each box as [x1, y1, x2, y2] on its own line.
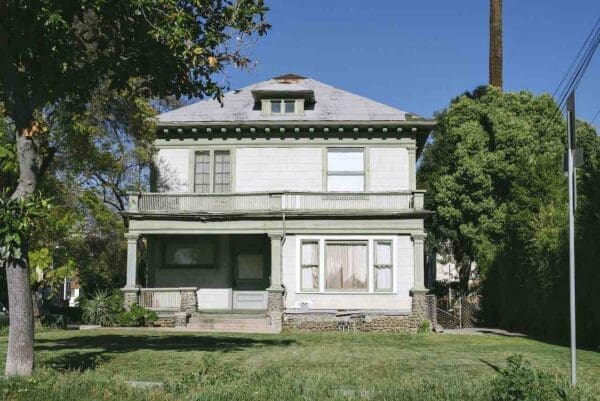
[232, 235, 269, 310]
[233, 235, 268, 290]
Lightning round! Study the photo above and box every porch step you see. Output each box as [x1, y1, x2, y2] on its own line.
[187, 313, 276, 333]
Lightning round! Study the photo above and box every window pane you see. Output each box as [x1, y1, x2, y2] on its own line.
[301, 242, 319, 266]
[214, 150, 230, 193]
[375, 267, 392, 291]
[301, 266, 319, 290]
[327, 175, 364, 192]
[194, 151, 210, 193]
[284, 100, 295, 113]
[237, 254, 264, 279]
[270, 100, 281, 113]
[325, 242, 368, 290]
[327, 149, 364, 172]
[375, 241, 392, 265]
[164, 239, 214, 267]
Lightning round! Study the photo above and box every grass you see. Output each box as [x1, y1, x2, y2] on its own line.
[0, 329, 598, 400]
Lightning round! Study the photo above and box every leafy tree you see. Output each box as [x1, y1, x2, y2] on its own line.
[420, 87, 565, 293]
[0, 0, 269, 376]
[420, 87, 600, 344]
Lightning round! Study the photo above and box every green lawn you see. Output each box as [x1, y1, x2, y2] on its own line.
[0, 329, 599, 401]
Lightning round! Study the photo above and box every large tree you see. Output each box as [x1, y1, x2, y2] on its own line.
[0, 0, 269, 376]
[420, 87, 600, 344]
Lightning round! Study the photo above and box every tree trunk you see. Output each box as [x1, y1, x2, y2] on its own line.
[5, 125, 38, 377]
[489, 0, 503, 89]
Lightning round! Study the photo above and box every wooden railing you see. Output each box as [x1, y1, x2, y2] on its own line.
[128, 191, 425, 214]
[139, 288, 181, 310]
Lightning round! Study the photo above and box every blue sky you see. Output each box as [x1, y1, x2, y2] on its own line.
[224, 0, 600, 128]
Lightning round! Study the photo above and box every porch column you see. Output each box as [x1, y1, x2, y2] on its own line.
[122, 233, 140, 309]
[411, 233, 426, 292]
[125, 233, 139, 288]
[267, 233, 284, 291]
[267, 233, 284, 332]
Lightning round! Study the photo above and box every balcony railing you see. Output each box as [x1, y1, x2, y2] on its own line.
[128, 191, 425, 214]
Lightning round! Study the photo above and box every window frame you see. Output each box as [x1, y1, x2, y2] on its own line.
[326, 147, 366, 192]
[191, 148, 233, 193]
[300, 240, 320, 292]
[324, 240, 369, 292]
[269, 99, 296, 114]
[296, 236, 397, 294]
[374, 240, 393, 292]
[160, 236, 218, 269]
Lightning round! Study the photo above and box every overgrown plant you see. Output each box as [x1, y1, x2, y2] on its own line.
[80, 290, 124, 327]
[492, 355, 565, 401]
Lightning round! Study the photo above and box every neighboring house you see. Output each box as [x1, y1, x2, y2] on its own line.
[123, 74, 435, 332]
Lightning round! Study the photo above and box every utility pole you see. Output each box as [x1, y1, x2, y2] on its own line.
[566, 91, 577, 386]
[489, 0, 503, 88]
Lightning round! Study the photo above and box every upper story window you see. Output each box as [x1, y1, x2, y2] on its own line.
[270, 99, 296, 114]
[327, 148, 365, 192]
[194, 150, 231, 193]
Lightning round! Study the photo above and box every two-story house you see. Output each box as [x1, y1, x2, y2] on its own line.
[123, 74, 435, 332]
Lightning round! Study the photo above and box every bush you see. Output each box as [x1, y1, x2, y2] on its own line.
[80, 290, 124, 326]
[417, 320, 431, 333]
[492, 355, 565, 401]
[117, 304, 158, 327]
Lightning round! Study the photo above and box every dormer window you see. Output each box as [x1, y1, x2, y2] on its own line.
[270, 99, 296, 114]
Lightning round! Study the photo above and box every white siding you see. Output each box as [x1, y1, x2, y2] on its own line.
[368, 147, 409, 191]
[235, 147, 323, 192]
[156, 148, 189, 192]
[282, 235, 414, 311]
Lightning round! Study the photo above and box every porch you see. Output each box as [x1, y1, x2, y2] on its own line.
[122, 234, 285, 317]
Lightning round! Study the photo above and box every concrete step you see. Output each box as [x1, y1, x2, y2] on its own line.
[187, 313, 276, 333]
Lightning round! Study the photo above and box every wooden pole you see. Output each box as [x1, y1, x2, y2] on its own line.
[489, 0, 503, 89]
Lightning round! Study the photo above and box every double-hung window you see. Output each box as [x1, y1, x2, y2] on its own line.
[194, 151, 210, 193]
[327, 148, 365, 192]
[193, 150, 231, 193]
[300, 241, 319, 291]
[374, 241, 393, 291]
[213, 150, 230, 193]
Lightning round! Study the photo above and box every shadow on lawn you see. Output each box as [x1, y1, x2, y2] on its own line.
[37, 333, 295, 372]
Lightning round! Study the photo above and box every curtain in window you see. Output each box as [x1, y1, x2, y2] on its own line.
[301, 242, 319, 290]
[375, 242, 392, 265]
[375, 241, 392, 291]
[325, 242, 368, 290]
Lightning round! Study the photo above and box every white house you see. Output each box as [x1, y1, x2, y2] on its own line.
[123, 74, 435, 332]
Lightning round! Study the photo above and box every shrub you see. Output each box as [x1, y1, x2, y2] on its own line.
[80, 290, 124, 326]
[492, 354, 564, 401]
[417, 320, 431, 333]
[117, 304, 158, 327]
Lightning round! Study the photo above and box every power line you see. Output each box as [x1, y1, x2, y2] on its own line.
[541, 17, 600, 133]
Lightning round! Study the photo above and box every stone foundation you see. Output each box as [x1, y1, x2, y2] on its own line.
[282, 292, 436, 333]
[174, 312, 188, 327]
[180, 288, 198, 313]
[122, 288, 139, 310]
[282, 313, 423, 332]
[267, 290, 284, 331]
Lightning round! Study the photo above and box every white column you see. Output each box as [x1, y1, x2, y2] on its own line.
[268, 233, 284, 291]
[411, 234, 426, 292]
[125, 233, 139, 288]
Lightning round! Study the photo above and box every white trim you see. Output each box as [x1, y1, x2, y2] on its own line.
[295, 235, 398, 295]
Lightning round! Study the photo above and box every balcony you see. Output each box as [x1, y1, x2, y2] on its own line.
[127, 191, 425, 216]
